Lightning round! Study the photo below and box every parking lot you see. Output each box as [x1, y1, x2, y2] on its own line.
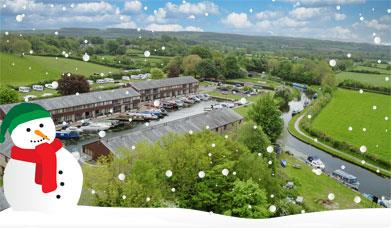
[64, 99, 218, 153]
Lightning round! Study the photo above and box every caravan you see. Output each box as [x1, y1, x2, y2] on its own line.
[18, 87, 31, 93]
[32, 85, 44, 91]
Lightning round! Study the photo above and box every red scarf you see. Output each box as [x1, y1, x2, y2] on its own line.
[11, 138, 62, 193]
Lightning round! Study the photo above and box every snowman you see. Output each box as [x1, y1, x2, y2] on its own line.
[0, 103, 83, 211]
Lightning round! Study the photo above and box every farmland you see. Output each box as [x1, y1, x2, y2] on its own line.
[336, 65, 390, 88]
[0, 52, 120, 86]
[310, 89, 390, 165]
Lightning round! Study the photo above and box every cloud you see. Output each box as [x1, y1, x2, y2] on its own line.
[321, 26, 358, 41]
[124, 1, 142, 12]
[165, 1, 219, 15]
[281, 0, 365, 6]
[334, 13, 347, 21]
[255, 10, 281, 20]
[222, 12, 252, 28]
[0, 0, 136, 29]
[289, 7, 324, 20]
[255, 20, 272, 29]
[364, 16, 391, 31]
[147, 8, 167, 23]
[145, 23, 203, 32]
[275, 17, 307, 28]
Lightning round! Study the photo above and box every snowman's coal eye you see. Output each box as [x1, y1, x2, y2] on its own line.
[39, 123, 44, 128]
[26, 128, 31, 132]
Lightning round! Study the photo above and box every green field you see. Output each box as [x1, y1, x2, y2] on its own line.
[311, 89, 390, 164]
[280, 153, 377, 211]
[337, 72, 390, 87]
[0, 53, 121, 86]
[227, 77, 281, 88]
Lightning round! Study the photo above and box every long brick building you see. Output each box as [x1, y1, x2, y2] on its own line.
[130, 76, 199, 102]
[82, 108, 244, 160]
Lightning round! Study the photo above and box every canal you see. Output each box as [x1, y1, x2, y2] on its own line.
[279, 94, 391, 198]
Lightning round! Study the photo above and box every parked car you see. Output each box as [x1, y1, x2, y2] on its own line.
[221, 102, 235, 108]
[141, 110, 164, 118]
[181, 97, 195, 104]
[189, 95, 201, 102]
[174, 99, 184, 108]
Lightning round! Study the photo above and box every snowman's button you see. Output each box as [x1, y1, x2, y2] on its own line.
[59, 170, 63, 175]
[60, 182, 65, 186]
[56, 195, 61, 199]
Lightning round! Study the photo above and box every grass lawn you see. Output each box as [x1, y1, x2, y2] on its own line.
[227, 77, 281, 88]
[97, 54, 170, 66]
[311, 89, 390, 165]
[280, 153, 378, 211]
[353, 65, 391, 75]
[0, 52, 121, 86]
[336, 71, 390, 88]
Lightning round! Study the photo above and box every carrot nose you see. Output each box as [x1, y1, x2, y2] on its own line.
[34, 130, 50, 141]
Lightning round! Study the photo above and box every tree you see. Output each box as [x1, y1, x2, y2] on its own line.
[105, 40, 125, 55]
[166, 57, 182, 77]
[182, 55, 202, 76]
[196, 59, 219, 79]
[246, 56, 268, 73]
[0, 87, 19, 104]
[190, 46, 212, 59]
[233, 121, 271, 154]
[80, 130, 296, 217]
[223, 56, 241, 79]
[248, 94, 283, 142]
[150, 68, 164, 79]
[57, 73, 90, 96]
[274, 86, 293, 109]
[223, 179, 269, 218]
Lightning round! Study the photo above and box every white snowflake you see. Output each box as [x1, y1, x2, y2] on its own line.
[222, 168, 229, 176]
[198, 171, 205, 178]
[165, 170, 173, 177]
[329, 59, 337, 67]
[98, 130, 106, 138]
[144, 50, 151, 57]
[354, 196, 361, 204]
[118, 173, 126, 181]
[374, 36, 381, 44]
[82, 53, 90, 62]
[328, 193, 335, 201]
[269, 205, 276, 213]
[266, 146, 274, 153]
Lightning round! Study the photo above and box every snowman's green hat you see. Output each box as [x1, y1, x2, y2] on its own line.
[0, 103, 51, 143]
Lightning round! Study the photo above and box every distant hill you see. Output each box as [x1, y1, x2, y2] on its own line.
[7, 28, 391, 60]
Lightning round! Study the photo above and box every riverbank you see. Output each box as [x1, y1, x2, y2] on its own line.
[279, 153, 378, 211]
[288, 110, 391, 178]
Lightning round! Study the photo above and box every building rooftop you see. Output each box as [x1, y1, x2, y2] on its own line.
[99, 108, 243, 155]
[0, 87, 140, 113]
[130, 76, 198, 91]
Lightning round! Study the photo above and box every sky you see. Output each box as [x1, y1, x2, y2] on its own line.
[0, 0, 390, 44]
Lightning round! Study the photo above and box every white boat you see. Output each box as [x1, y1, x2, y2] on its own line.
[80, 122, 111, 132]
[306, 156, 325, 170]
